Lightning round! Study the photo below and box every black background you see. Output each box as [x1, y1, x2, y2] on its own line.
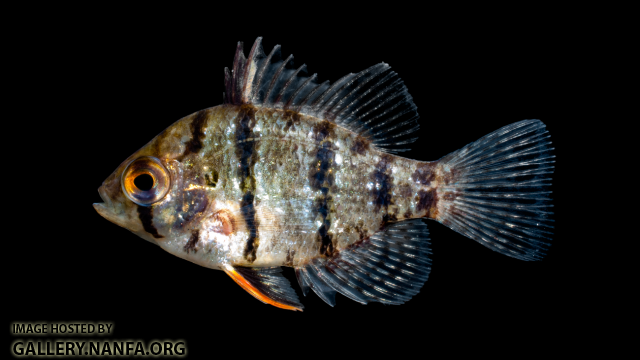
[6, 8, 595, 358]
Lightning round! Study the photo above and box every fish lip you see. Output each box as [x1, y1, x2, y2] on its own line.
[93, 201, 151, 242]
[93, 202, 113, 222]
[97, 184, 113, 209]
[93, 202, 107, 214]
[94, 184, 117, 223]
[93, 202, 125, 230]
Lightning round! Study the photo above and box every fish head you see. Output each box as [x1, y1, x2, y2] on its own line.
[93, 150, 180, 245]
[93, 110, 232, 268]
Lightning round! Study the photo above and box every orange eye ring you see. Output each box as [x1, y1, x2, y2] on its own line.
[122, 156, 170, 206]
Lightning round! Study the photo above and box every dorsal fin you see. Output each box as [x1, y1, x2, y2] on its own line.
[223, 37, 420, 153]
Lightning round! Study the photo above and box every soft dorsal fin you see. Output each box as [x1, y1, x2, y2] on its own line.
[294, 219, 432, 306]
[223, 264, 303, 311]
[223, 38, 420, 153]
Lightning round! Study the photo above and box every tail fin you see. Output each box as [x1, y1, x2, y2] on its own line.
[436, 120, 554, 261]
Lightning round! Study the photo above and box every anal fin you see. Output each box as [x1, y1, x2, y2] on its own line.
[294, 268, 311, 297]
[295, 219, 432, 306]
[223, 264, 303, 311]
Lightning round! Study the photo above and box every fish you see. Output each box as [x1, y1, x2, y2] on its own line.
[94, 37, 554, 311]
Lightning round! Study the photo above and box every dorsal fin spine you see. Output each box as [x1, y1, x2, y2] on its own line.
[231, 42, 246, 105]
[275, 64, 306, 106]
[285, 73, 316, 109]
[297, 80, 329, 111]
[264, 54, 294, 105]
[223, 38, 421, 153]
[241, 38, 264, 103]
[224, 67, 232, 104]
[251, 44, 281, 102]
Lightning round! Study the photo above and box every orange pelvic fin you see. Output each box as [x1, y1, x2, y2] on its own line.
[223, 264, 303, 311]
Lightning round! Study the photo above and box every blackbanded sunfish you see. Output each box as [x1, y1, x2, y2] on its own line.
[94, 38, 554, 311]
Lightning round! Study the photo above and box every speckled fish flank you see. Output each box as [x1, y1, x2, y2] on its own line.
[94, 38, 555, 311]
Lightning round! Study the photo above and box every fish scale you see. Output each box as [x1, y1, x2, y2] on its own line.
[94, 38, 554, 311]
[166, 105, 430, 267]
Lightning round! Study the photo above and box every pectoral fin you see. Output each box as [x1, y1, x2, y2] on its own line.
[223, 264, 303, 311]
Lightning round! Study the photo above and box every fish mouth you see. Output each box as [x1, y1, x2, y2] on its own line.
[93, 202, 113, 221]
[94, 185, 119, 224]
[97, 185, 113, 209]
[93, 201, 123, 226]
[94, 184, 145, 234]
[93, 201, 134, 232]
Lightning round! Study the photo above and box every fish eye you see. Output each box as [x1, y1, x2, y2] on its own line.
[121, 156, 170, 206]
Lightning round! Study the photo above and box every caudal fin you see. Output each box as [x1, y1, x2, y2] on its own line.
[436, 120, 554, 261]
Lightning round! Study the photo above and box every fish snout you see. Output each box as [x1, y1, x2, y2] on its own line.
[94, 184, 122, 226]
[97, 184, 113, 209]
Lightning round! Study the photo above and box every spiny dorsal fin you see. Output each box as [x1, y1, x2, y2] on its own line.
[223, 264, 303, 311]
[223, 37, 420, 153]
[294, 219, 432, 306]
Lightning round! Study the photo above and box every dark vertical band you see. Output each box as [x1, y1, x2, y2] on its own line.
[308, 122, 337, 257]
[235, 106, 260, 263]
[137, 206, 163, 239]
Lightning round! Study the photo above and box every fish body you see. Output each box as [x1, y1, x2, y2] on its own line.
[99, 105, 444, 267]
[95, 38, 554, 310]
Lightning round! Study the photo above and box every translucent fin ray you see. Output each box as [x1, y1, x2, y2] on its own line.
[223, 38, 420, 153]
[436, 119, 554, 261]
[294, 219, 431, 306]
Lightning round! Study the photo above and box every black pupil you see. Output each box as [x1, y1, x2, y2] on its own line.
[134, 174, 154, 191]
